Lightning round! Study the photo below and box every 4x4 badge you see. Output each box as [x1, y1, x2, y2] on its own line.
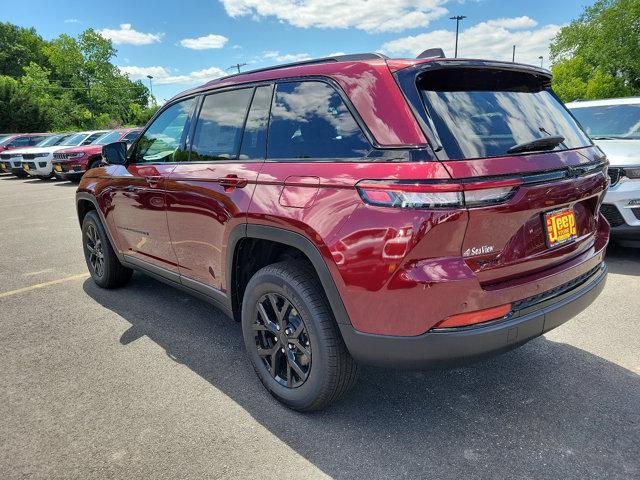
[463, 245, 495, 257]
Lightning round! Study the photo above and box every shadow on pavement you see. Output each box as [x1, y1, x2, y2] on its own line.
[83, 275, 639, 479]
[605, 243, 640, 276]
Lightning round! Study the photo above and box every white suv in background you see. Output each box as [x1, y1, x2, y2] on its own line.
[21, 131, 106, 179]
[567, 97, 640, 246]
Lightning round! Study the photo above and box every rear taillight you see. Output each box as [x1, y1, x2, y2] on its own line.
[357, 178, 521, 209]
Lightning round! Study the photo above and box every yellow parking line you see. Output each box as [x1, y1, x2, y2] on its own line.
[0, 273, 89, 299]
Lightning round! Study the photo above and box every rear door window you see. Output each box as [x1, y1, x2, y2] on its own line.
[267, 81, 370, 160]
[417, 68, 591, 159]
[190, 88, 253, 161]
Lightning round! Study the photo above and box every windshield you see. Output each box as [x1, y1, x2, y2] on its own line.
[417, 69, 591, 159]
[569, 104, 640, 140]
[59, 133, 86, 146]
[35, 135, 62, 147]
[94, 131, 122, 145]
[0, 135, 12, 145]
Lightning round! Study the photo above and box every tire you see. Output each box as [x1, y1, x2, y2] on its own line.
[241, 260, 358, 411]
[82, 210, 133, 288]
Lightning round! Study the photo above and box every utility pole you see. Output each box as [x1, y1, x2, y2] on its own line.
[450, 15, 467, 58]
[147, 75, 154, 105]
[538, 56, 544, 68]
[512, 45, 516, 62]
[228, 63, 247, 74]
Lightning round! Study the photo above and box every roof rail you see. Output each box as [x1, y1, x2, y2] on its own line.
[207, 52, 387, 85]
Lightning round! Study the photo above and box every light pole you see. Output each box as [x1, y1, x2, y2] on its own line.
[147, 75, 154, 105]
[450, 15, 466, 58]
[538, 56, 544, 68]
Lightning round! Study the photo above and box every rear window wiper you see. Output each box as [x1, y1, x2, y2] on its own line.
[507, 135, 565, 154]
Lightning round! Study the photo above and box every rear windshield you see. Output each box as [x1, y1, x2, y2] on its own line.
[569, 104, 640, 140]
[417, 69, 591, 159]
[0, 135, 11, 144]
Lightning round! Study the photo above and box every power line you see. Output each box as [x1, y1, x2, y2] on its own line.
[228, 63, 247, 74]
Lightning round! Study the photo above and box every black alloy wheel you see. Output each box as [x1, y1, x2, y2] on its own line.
[85, 223, 105, 278]
[253, 292, 312, 388]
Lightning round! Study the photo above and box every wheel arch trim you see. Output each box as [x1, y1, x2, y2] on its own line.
[227, 224, 352, 327]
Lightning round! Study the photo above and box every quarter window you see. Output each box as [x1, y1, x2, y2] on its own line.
[267, 81, 370, 160]
[190, 88, 253, 161]
[134, 98, 196, 163]
[239, 85, 273, 160]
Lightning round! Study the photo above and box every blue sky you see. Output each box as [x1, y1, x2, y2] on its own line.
[4, 0, 590, 103]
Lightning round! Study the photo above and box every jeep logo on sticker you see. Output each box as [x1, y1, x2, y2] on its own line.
[463, 245, 495, 257]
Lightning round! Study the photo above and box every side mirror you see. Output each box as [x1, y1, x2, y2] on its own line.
[102, 141, 127, 165]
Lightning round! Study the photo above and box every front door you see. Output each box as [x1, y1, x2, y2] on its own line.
[166, 85, 272, 292]
[111, 97, 197, 274]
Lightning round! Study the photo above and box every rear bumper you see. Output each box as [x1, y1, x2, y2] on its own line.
[339, 263, 607, 368]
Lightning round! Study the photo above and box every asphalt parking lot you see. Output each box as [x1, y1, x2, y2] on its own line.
[1, 174, 638, 480]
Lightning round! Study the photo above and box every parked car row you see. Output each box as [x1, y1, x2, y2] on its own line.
[0, 129, 141, 181]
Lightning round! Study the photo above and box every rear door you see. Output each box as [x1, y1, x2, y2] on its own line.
[165, 85, 272, 292]
[402, 64, 608, 285]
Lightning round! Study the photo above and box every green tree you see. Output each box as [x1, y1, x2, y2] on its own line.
[550, 0, 640, 101]
[0, 23, 153, 132]
[0, 23, 48, 78]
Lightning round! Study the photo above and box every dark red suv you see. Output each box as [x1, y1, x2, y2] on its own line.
[76, 53, 609, 411]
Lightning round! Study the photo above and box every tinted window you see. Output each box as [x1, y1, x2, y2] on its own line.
[417, 69, 591, 159]
[10, 137, 30, 147]
[122, 131, 140, 143]
[569, 104, 640, 140]
[135, 98, 196, 163]
[29, 136, 45, 145]
[190, 88, 253, 161]
[83, 132, 105, 145]
[239, 85, 272, 160]
[267, 81, 370, 159]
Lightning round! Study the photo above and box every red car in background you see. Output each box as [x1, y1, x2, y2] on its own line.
[0, 133, 50, 153]
[53, 128, 140, 181]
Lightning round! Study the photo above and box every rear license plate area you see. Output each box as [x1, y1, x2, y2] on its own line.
[544, 207, 577, 248]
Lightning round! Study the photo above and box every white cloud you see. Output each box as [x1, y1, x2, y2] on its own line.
[220, 0, 449, 32]
[381, 16, 559, 66]
[263, 51, 312, 62]
[485, 16, 538, 30]
[180, 33, 229, 50]
[119, 65, 227, 85]
[98, 24, 163, 45]
[64, 18, 80, 24]
[327, 51, 347, 57]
